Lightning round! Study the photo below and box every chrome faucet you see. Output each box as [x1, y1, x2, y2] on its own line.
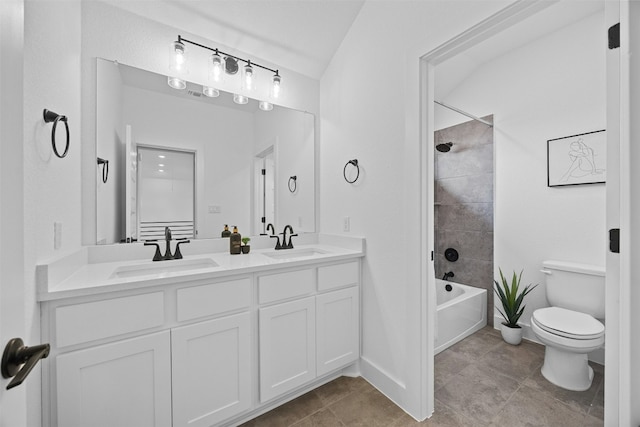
[144, 227, 190, 261]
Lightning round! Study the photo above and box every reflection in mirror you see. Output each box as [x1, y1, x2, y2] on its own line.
[95, 58, 315, 244]
[137, 146, 195, 240]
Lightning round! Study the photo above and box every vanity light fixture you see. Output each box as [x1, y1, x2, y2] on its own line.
[168, 35, 283, 104]
[233, 93, 249, 105]
[202, 86, 220, 98]
[259, 101, 273, 111]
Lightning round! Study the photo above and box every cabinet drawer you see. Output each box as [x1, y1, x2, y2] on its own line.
[176, 278, 251, 322]
[318, 261, 359, 291]
[55, 292, 165, 348]
[258, 269, 314, 304]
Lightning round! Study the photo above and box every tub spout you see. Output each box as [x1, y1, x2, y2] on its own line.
[442, 271, 454, 281]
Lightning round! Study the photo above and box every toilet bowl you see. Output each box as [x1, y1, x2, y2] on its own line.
[531, 261, 605, 391]
[531, 307, 604, 391]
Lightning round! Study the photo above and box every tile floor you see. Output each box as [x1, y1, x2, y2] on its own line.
[240, 326, 604, 426]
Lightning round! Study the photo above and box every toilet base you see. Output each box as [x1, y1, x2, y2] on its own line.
[540, 346, 594, 391]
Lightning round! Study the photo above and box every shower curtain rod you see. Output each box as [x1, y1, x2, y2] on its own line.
[434, 100, 493, 127]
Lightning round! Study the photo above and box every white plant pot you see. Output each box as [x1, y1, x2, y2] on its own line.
[501, 323, 523, 345]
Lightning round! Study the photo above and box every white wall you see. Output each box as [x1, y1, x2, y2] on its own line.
[81, 0, 320, 244]
[436, 10, 606, 336]
[22, 1, 83, 426]
[254, 108, 315, 233]
[320, 0, 512, 418]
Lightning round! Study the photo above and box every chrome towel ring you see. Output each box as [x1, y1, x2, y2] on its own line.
[288, 176, 297, 192]
[343, 159, 360, 184]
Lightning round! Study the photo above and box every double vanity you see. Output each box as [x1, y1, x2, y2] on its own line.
[37, 233, 364, 427]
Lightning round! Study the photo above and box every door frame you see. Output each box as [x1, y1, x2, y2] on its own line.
[417, 0, 621, 420]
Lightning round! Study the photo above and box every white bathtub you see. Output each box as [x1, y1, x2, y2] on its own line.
[434, 279, 487, 354]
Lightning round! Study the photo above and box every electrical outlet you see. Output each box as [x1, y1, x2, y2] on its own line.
[343, 216, 350, 232]
[208, 205, 221, 214]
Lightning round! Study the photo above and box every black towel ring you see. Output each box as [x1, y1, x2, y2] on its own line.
[43, 109, 69, 158]
[343, 159, 360, 184]
[97, 158, 109, 183]
[288, 176, 297, 193]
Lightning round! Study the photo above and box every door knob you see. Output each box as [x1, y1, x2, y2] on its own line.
[1, 338, 50, 390]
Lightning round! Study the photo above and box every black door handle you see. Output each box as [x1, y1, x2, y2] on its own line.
[1, 338, 50, 390]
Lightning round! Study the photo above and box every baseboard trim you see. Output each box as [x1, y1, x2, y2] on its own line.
[360, 356, 407, 409]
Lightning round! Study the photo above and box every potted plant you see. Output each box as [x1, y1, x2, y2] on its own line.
[494, 268, 538, 345]
[241, 237, 251, 254]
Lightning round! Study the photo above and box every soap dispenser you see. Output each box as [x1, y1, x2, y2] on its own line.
[230, 226, 241, 255]
[221, 224, 231, 238]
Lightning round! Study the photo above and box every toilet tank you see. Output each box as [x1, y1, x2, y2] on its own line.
[542, 260, 605, 319]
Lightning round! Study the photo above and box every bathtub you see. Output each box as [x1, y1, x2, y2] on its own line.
[434, 279, 487, 354]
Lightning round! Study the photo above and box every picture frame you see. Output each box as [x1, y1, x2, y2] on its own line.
[547, 129, 606, 187]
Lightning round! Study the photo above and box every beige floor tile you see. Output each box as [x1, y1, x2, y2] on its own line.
[523, 361, 603, 416]
[241, 392, 325, 427]
[490, 385, 597, 427]
[434, 349, 470, 391]
[292, 408, 345, 427]
[476, 340, 544, 382]
[436, 364, 520, 424]
[314, 376, 373, 407]
[328, 387, 404, 426]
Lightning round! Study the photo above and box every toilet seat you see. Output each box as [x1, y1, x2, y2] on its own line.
[532, 307, 604, 340]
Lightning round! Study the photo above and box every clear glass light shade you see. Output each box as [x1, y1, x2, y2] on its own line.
[167, 76, 186, 90]
[209, 52, 225, 83]
[169, 40, 188, 74]
[233, 93, 249, 105]
[203, 86, 220, 97]
[242, 63, 256, 91]
[259, 101, 273, 111]
[270, 74, 282, 99]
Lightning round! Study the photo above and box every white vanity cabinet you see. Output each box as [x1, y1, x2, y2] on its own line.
[40, 251, 362, 427]
[257, 261, 360, 403]
[56, 331, 172, 427]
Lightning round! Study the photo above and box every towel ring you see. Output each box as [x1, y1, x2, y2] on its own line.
[288, 176, 297, 193]
[43, 109, 69, 159]
[97, 158, 109, 183]
[343, 159, 360, 184]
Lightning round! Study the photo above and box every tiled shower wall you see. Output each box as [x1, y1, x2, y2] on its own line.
[435, 115, 494, 325]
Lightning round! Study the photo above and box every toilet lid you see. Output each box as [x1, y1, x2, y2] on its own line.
[533, 307, 604, 339]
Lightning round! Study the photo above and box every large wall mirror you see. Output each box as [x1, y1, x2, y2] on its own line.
[95, 58, 315, 245]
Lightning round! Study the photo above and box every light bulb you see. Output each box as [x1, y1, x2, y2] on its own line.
[271, 73, 282, 99]
[259, 101, 273, 111]
[167, 76, 186, 90]
[233, 93, 249, 105]
[170, 40, 187, 73]
[242, 62, 255, 91]
[203, 86, 220, 98]
[210, 52, 224, 82]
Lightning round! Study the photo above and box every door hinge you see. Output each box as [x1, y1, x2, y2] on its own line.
[608, 23, 620, 49]
[261, 168, 266, 176]
[609, 228, 620, 253]
[431, 251, 434, 261]
[261, 216, 266, 224]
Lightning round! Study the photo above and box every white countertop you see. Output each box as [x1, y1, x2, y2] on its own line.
[37, 234, 365, 301]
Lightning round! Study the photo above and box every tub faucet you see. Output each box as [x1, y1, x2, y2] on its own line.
[442, 271, 454, 281]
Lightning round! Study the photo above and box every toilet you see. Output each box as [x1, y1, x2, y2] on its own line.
[531, 260, 605, 391]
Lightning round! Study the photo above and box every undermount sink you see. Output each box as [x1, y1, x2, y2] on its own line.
[110, 258, 218, 279]
[262, 248, 329, 260]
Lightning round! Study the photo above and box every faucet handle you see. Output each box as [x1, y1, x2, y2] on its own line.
[174, 239, 191, 260]
[144, 242, 163, 261]
[270, 234, 282, 250]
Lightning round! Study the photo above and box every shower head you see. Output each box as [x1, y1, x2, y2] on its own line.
[436, 142, 453, 153]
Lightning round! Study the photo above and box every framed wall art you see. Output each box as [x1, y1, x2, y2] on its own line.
[547, 129, 606, 187]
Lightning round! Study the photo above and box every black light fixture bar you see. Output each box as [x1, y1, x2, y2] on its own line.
[178, 35, 280, 76]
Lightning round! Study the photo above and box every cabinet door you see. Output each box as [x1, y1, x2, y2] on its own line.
[316, 287, 359, 376]
[171, 312, 251, 427]
[56, 331, 171, 427]
[259, 297, 316, 402]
